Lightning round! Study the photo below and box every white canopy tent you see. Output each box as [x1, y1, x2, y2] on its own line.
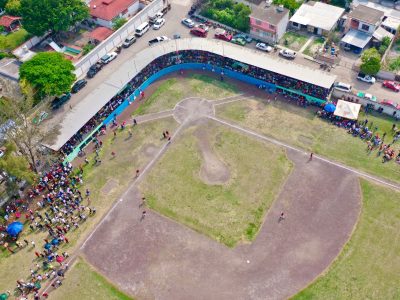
[334, 100, 361, 120]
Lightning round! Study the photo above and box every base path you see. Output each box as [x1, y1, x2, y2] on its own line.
[82, 99, 361, 300]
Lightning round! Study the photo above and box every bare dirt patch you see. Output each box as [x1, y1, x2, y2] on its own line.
[194, 127, 230, 185]
[101, 179, 119, 195]
[141, 143, 159, 158]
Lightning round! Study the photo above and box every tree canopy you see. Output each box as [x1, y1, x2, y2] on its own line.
[5, 0, 21, 16]
[19, 52, 76, 97]
[273, 0, 301, 14]
[113, 17, 127, 30]
[20, 0, 89, 36]
[360, 48, 381, 75]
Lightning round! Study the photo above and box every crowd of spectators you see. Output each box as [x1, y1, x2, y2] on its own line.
[1, 162, 96, 299]
[60, 50, 330, 155]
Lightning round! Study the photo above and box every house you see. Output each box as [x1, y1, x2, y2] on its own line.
[341, 5, 384, 51]
[89, 26, 114, 44]
[249, 5, 289, 44]
[0, 15, 21, 32]
[289, 2, 345, 36]
[89, 0, 139, 28]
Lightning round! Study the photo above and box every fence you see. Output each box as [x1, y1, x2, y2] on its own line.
[73, 0, 164, 78]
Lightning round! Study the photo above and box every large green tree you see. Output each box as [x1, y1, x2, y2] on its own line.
[20, 0, 89, 36]
[360, 48, 381, 75]
[19, 52, 76, 97]
[5, 0, 21, 15]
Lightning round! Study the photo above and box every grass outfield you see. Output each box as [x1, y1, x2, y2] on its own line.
[217, 99, 400, 184]
[293, 180, 400, 299]
[133, 74, 238, 116]
[50, 257, 132, 300]
[0, 118, 178, 292]
[139, 121, 292, 247]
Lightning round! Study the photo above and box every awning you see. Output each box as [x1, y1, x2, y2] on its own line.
[341, 29, 372, 49]
[372, 26, 394, 42]
[334, 100, 361, 120]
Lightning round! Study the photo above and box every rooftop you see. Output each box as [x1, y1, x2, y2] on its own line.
[48, 38, 336, 151]
[0, 58, 21, 81]
[290, 1, 345, 31]
[89, 0, 137, 21]
[341, 28, 372, 48]
[89, 26, 114, 42]
[250, 5, 289, 25]
[349, 4, 384, 25]
[0, 15, 21, 27]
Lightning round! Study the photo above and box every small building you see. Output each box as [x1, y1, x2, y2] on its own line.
[341, 5, 384, 52]
[89, 0, 139, 28]
[289, 2, 345, 36]
[381, 17, 400, 35]
[0, 15, 21, 32]
[89, 26, 114, 44]
[249, 5, 289, 44]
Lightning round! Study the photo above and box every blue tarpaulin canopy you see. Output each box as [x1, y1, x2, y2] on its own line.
[6, 221, 23, 237]
[324, 103, 336, 113]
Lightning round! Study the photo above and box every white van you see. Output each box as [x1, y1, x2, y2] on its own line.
[135, 22, 150, 37]
[334, 82, 352, 93]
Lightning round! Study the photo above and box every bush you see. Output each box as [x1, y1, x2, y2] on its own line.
[112, 17, 127, 30]
[360, 48, 381, 75]
[378, 44, 388, 56]
[201, 0, 251, 32]
[381, 36, 391, 47]
[273, 0, 301, 14]
[388, 57, 400, 72]
[83, 43, 95, 55]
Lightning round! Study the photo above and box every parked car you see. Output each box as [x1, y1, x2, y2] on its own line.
[190, 27, 207, 37]
[380, 99, 400, 109]
[195, 24, 209, 32]
[357, 73, 376, 84]
[357, 91, 377, 102]
[149, 11, 164, 24]
[51, 93, 71, 110]
[233, 33, 252, 43]
[153, 18, 165, 30]
[100, 52, 118, 64]
[231, 37, 246, 46]
[122, 35, 136, 48]
[279, 49, 296, 59]
[148, 36, 169, 46]
[86, 62, 103, 78]
[334, 82, 352, 93]
[181, 18, 195, 28]
[71, 79, 87, 94]
[382, 80, 400, 92]
[214, 28, 232, 41]
[256, 42, 272, 52]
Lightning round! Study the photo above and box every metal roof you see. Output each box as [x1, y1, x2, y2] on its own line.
[341, 29, 372, 49]
[48, 38, 336, 151]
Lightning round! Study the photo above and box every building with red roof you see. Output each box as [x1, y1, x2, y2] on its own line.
[89, 0, 139, 28]
[89, 26, 114, 43]
[0, 15, 21, 32]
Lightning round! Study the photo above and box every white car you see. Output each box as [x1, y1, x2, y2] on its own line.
[357, 73, 376, 84]
[100, 52, 118, 64]
[279, 49, 296, 59]
[181, 18, 195, 28]
[148, 36, 169, 46]
[256, 42, 272, 52]
[153, 18, 165, 30]
[195, 23, 209, 32]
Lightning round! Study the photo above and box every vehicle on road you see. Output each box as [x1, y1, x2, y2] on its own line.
[100, 52, 118, 64]
[51, 93, 71, 110]
[148, 36, 169, 46]
[357, 73, 376, 84]
[86, 62, 103, 78]
[279, 49, 296, 59]
[334, 82, 352, 93]
[231, 37, 246, 46]
[195, 23, 209, 32]
[149, 11, 163, 24]
[380, 99, 400, 109]
[214, 28, 232, 41]
[190, 27, 207, 37]
[233, 33, 252, 43]
[71, 79, 87, 94]
[135, 22, 150, 37]
[122, 35, 136, 48]
[382, 80, 400, 92]
[256, 42, 272, 52]
[181, 18, 195, 28]
[357, 91, 377, 102]
[153, 18, 165, 30]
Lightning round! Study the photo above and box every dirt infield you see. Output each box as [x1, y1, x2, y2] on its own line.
[81, 97, 361, 299]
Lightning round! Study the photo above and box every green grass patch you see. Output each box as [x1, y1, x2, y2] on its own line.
[51, 257, 133, 300]
[387, 56, 400, 72]
[217, 99, 400, 184]
[280, 31, 309, 51]
[0, 29, 30, 51]
[133, 75, 238, 116]
[140, 122, 292, 247]
[293, 180, 400, 299]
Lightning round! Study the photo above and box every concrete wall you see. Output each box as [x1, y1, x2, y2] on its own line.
[74, 0, 164, 78]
